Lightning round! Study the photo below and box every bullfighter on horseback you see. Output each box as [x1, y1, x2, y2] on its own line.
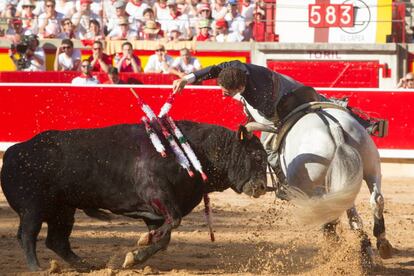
[172, 60, 387, 183]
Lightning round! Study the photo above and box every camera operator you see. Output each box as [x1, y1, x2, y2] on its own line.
[8, 35, 45, 71]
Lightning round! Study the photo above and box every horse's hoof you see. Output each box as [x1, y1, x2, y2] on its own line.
[378, 239, 393, 259]
[122, 252, 135, 268]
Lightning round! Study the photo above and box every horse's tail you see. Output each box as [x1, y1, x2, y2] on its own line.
[286, 122, 363, 227]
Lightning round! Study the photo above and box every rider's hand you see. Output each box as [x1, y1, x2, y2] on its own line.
[172, 78, 188, 94]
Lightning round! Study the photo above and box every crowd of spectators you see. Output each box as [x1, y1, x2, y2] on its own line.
[0, 0, 267, 43]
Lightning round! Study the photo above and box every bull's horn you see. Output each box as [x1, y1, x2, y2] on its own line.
[245, 122, 277, 133]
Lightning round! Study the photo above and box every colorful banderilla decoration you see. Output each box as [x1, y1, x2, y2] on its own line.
[130, 88, 214, 242]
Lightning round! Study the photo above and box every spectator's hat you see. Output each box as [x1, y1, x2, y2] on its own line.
[197, 3, 210, 12]
[114, 0, 126, 8]
[166, 0, 176, 6]
[144, 20, 160, 34]
[80, 0, 92, 5]
[198, 19, 211, 29]
[118, 17, 129, 25]
[215, 18, 228, 29]
[21, 0, 35, 7]
[228, 0, 238, 6]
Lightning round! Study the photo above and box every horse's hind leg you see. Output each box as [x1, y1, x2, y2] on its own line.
[346, 206, 374, 267]
[364, 174, 393, 259]
[323, 220, 340, 243]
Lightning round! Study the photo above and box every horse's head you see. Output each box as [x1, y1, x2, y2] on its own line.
[227, 125, 268, 198]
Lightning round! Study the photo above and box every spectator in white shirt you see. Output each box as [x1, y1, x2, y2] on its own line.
[107, 16, 138, 40]
[169, 48, 201, 78]
[144, 44, 174, 73]
[225, 0, 246, 39]
[154, 0, 169, 27]
[55, 0, 76, 18]
[71, 59, 100, 85]
[54, 38, 81, 71]
[163, 0, 191, 39]
[214, 18, 242, 42]
[211, 0, 228, 20]
[126, 0, 149, 22]
[18, 0, 39, 35]
[38, 0, 64, 38]
[241, 0, 254, 22]
[1, 0, 17, 19]
[71, 0, 100, 37]
[106, 0, 140, 33]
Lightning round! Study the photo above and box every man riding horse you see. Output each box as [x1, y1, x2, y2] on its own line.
[172, 60, 387, 182]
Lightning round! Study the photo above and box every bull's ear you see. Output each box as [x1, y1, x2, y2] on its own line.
[237, 125, 252, 141]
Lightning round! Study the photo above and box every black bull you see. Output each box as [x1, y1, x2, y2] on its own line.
[1, 121, 268, 271]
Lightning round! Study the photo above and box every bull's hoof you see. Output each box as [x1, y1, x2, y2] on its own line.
[122, 252, 135, 268]
[378, 239, 393, 259]
[137, 233, 151, 246]
[28, 264, 42, 272]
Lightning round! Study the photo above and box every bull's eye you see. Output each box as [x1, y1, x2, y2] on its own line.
[254, 152, 263, 162]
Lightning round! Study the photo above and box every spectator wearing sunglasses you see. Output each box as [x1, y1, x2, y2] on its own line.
[72, 59, 100, 85]
[397, 72, 414, 89]
[54, 38, 81, 71]
[87, 40, 112, 73]
[144, 44, 173, 73]
[58, 18, 79, 39]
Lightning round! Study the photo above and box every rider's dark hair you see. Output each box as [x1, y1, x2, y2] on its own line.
[217, 67, 247, 90]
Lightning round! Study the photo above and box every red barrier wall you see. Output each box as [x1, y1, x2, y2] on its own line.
[0, 72, 218, 85]
[268, 60, 380, 88]
[0, 84, 244, 143]
[0, 84, 411, 152]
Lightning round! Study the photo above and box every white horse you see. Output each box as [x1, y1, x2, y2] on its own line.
[246, 104, 393, 261]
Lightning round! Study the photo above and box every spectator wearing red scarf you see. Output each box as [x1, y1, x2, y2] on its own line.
[162, 0, 191, 40]
[194, 19, 213, 41]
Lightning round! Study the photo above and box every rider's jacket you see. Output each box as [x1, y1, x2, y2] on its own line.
[192, 60, 303, 122]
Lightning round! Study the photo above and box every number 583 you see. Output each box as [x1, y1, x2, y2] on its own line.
[309, 4, 354, 28]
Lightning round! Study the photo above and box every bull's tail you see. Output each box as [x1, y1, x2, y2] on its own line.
[287, 121, 363, 227]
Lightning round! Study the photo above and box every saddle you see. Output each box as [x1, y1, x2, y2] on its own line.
[264, 101, 349, 154]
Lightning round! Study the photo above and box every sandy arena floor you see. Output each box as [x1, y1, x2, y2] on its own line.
[0, 163, 413, 276]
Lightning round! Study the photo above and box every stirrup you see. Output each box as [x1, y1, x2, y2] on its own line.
[368, 120, 388, 137]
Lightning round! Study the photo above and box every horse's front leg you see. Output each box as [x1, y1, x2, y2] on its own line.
[364, 174, 393, 259]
